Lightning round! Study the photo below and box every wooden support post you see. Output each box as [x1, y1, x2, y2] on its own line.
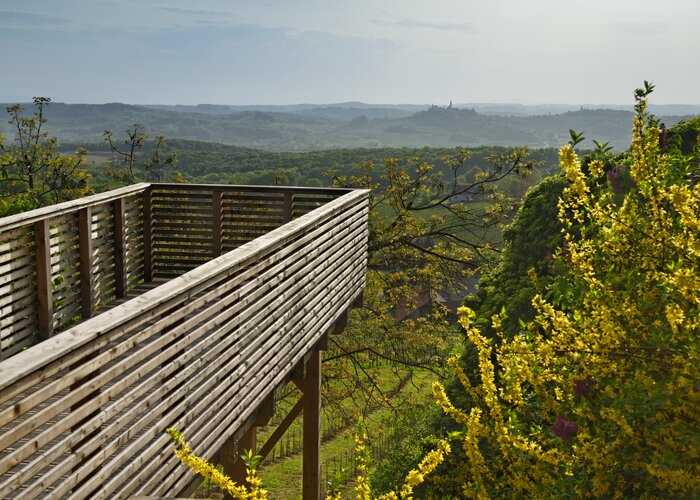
[283, 192, 295, 223]
[291, 359, 305, 390]
[317, 332, 329, 351]
[221, 425, 256, 495]
[112, 198, 127, 298]
[34, 218, 53, 340]
[330, 311, 348, 336]
[352, 290, 364, 308]
[143, 187, 153, 281]
[79, 207, 94, 318]
[212, 189, 223, 258]
[303, 349, 322, 500]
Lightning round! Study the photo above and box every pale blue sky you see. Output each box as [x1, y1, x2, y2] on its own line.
[0, 0, 697, 105]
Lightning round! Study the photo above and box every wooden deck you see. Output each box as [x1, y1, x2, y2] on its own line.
[0, 184, 369, 498]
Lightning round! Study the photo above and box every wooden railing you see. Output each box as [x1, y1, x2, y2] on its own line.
[0, 183, 353, 359]
[0, 184, 369, 498]
[0, 183, 149, 357]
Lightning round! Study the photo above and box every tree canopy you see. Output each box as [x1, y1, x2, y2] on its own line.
[0, 97, 89, 215]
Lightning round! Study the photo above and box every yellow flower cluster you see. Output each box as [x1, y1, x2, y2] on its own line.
[165, 428, 268, 500]
[377, 439, 450, 500]
[348, 427, 450, 500]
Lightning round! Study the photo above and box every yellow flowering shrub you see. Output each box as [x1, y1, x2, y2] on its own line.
[166, 428, 268, 499]
[434, 83, 700, 497]
[166, 426, 449, 499]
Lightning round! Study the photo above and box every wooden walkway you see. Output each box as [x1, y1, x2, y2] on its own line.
[0, 184, 369, 498]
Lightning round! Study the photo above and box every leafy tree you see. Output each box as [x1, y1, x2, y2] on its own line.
[103, 124, 179, 184]
[463, 173, 568, 338]
[321, 148, 538, 420]
[432, 83, 700, 497]
[0, 97, 90, 214]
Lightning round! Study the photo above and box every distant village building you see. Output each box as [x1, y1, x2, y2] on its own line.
[450, 184, 488, 203]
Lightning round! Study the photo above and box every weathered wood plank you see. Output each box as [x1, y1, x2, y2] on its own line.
[143, 187, 153, 281]
[0, 236, 34, 261]
[153, 182, 350, 195]
[0, 253, 34, 277]
[0, 302, 38, 330]
[34, 219, 53, 340]
[0, 286, 35, 316]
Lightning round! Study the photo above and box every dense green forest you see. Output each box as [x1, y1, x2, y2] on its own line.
[70, 138, 561, 194]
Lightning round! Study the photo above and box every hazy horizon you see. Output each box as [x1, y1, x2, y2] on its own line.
[2, 100, 699, 109]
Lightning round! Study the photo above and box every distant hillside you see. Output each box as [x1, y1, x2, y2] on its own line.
[0, 101, 693, 152]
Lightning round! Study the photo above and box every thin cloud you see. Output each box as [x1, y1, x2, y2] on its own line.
[608, 22, 669, 36]
[377, 19, 478, 34]
[0, 10, 68, 26]
[153, 6, 241, 18]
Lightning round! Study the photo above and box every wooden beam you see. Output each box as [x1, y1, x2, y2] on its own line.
[283, 192, 295, 222]
[221, 425, 256, 495]
[79, 207, 94, 318]
[34, 219, 53, 340]
[352, 290, 364, 308]
[112, 198, 127, 298]
[257, 394, 304, 462]
[212, 189, 223, 258]
[255, 393, 275, 426]
[303, 349, 321, 500]
[143, 187, 153, 281]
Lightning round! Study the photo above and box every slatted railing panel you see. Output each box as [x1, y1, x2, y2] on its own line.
[0, 226, 37, 359]
[124, 193, 145, 291]
[293, 193, 338, 217]
[49, 213, 82, 332]
[221, 189, 287, 251]
[92, 202, 117, 311]
[0, 184, 150, 358]
[151, 187, 215, 278]
[0, 189, 368, 498]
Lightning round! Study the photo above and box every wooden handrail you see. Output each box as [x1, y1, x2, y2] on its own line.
[0, 183, 150, 232]
[151, 183, 352, 195]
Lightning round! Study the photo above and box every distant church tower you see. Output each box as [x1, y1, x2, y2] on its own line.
[448, 100, 453, 109]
